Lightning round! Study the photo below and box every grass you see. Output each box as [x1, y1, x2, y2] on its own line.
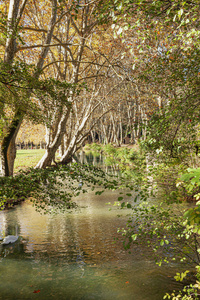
[4, 144, 140, 174]
[14, 149, 45, 173]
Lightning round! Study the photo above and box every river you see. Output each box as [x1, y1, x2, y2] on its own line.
[0, 153, 187, 299]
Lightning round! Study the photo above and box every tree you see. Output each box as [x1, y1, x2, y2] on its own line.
[0, 0, 58, 176]
[108, 0, 200, 160]
[35, 0, 127, 168]
[0, 0, 28, 176]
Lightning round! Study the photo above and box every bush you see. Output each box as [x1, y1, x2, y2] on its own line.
[103, 144, 117, 156]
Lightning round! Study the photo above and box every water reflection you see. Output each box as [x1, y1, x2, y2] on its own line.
[0, 153, 188, 299]
[77, 151, 104, 166]
[75, 151, 120, 175]
[0, 189, 185, 300]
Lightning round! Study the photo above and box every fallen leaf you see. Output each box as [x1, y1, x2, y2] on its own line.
[33, 289, 40, 293]
[125, 281, 129, 284]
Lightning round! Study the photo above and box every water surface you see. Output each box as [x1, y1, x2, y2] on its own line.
[0, 188, 185, 300]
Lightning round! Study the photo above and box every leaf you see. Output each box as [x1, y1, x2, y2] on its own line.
[95, 191, 104, 195]
[121, 202, 126, 208]
[178, 8, 183, 19]
[33, 290, 40, 293]
[174, 271, 189, 282]
[131, 234, 137, 241]
[160, 239, 164, 246]
[117, 27, 123, 35]
[118, 196, 123, 201]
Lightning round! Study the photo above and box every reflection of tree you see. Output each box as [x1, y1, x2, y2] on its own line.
[0, 212, 19, 237]
[0, 212, 28, 258]
[0, 190, 126, 270]
[0, 238, 27, 259]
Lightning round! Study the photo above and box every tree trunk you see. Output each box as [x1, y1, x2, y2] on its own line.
[36, 107, 71, 168]
[35, 147, 56, 169]
[0, 111, 23, 176]
[91, 130, 95, 143]
[1, 0, 23, 176]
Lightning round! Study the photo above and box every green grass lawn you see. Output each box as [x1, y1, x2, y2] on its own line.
[14, 149, 46, 173]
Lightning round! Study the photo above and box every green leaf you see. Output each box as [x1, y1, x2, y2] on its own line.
[178, 8, 183, 19]
[131, 234, 137, 241]
[121, 202, 125, 208]
[160, 239, 164, 246]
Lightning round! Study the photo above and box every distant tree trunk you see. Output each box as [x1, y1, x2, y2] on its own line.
[110, 112, 120, 146]
[91, 130, 95, 143]
[119, 117, 123, 146]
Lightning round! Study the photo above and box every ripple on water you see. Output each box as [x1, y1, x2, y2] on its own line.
[0, 197, 189, 300]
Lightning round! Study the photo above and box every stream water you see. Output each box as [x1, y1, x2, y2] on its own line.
[0, 153, 188, 299]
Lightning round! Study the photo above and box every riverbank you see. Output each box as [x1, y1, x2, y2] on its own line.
[9, 144, 140, 174]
